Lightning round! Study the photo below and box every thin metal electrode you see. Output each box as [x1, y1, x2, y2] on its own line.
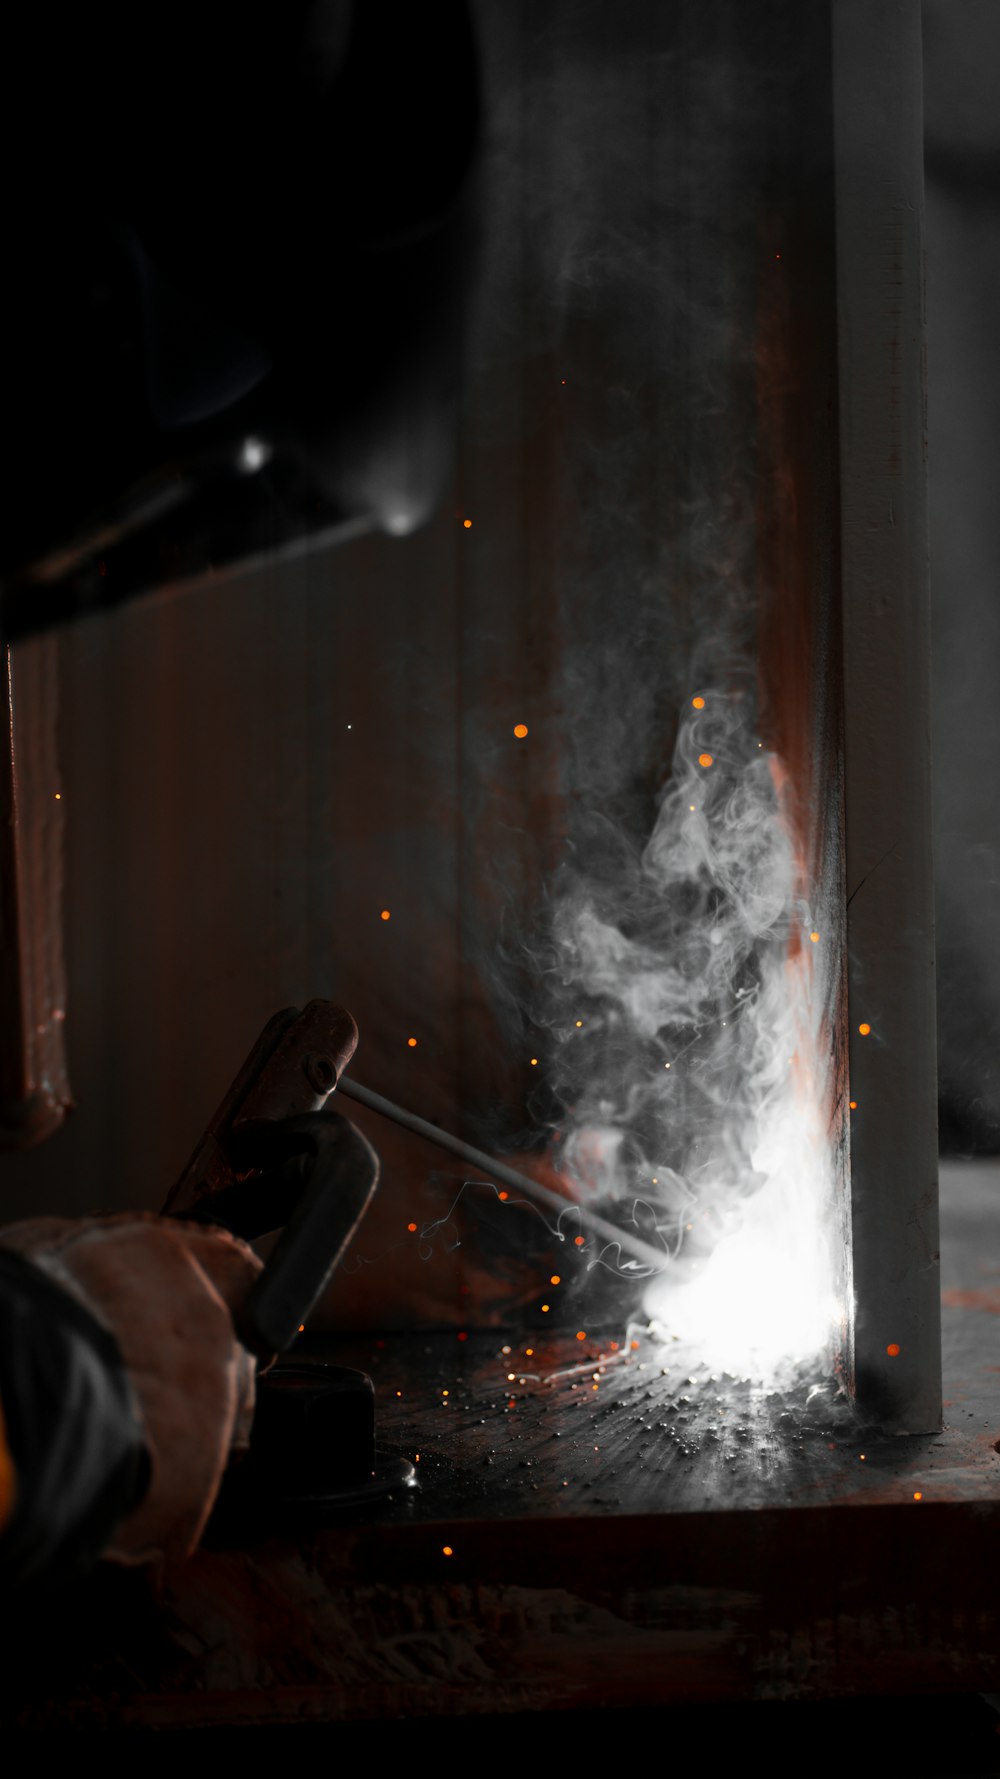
[336, 1075, 667, 1273]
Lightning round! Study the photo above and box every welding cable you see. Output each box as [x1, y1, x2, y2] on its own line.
[336, 1077, 669, 1274]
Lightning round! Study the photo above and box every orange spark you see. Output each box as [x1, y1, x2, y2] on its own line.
[858, 1023, 871, 1036]
[541, 1304, 550, 1312]
[514, 723, 529, 738]
[498, 1190, 509, 1201]
[913, 1492, 922, 1501]
[407, 1036, 418, 1047]
[574, 1235, 585, 1247]
[550, 1274, 561, 1285]
[887, 1343, 901, 1357]
[692, 696, 705, 709]
[463, 519, 472, 529]
[380, 909, 391, 921]
[407, 1222, 417, 1232]
[443, 1545, 454, 1555]
[810, 931, 820, 943]
[850, 1101, 858, 1110]
[698, 752, 713, 768]
[575, 1331, 587, 1341]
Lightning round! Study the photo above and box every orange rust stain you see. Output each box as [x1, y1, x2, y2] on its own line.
[942, 1288, 1000, 1316]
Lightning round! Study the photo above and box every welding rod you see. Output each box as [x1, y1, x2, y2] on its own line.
[335, 1075, 668, 1274]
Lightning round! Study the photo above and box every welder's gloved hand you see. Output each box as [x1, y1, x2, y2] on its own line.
[0, 1213, 262, 1570]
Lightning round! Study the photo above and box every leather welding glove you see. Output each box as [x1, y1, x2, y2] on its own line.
[0, 1212, 262, 1571]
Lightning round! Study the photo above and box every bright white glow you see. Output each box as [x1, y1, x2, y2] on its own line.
[644, 944, 838, 1377]
[555, 691, 844, 1388]
[238, 436, 271, 474]
[646, 1191, 837, 1375]
[381, 506, 422, 538]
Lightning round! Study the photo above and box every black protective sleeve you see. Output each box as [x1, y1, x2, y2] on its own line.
[0, 1248, 150, 1592]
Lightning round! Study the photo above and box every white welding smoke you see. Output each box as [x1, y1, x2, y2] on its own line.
[548, 684, 839, 1376]
[464, 4, 842, 1377]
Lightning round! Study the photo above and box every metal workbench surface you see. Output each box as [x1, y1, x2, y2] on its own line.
[4, 1160, 998, 1728]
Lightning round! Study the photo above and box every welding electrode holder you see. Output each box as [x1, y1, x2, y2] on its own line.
[162, 1001, 415, 1508]
[191, 1110, 380, 1362]
[195, 1110, 415, 1510]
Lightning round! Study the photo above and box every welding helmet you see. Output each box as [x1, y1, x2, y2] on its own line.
[1, 0, 482, 639]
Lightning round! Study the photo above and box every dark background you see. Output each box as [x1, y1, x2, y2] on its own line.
[924, 0, 1000, 1155]
[0, 0, 994, 1312]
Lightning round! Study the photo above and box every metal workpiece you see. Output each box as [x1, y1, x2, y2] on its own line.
[832, 0, 941, 1432]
